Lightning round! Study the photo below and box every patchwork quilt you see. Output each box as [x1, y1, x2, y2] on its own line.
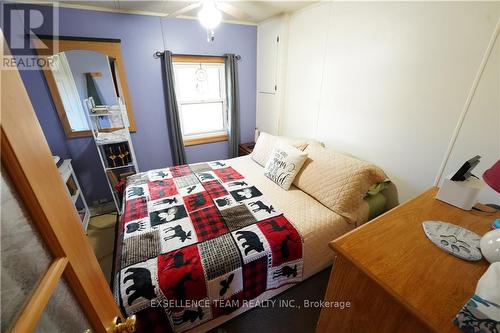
[114, 160, 304, 333]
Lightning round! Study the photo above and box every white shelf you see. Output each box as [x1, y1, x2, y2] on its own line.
[89, 113, 117, 117]
[84, 97, 139, 213]
[57, 158, 90, 232]
[96, 139, 129, 145]
[58, 159, 73, 182]
[71, 189, 80, 204]
[105, 163, 134, 171]
[80, 208, 91, 231]
[95, 128, 130, 146]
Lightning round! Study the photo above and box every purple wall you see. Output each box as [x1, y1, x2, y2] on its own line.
[66, 50, 117, 106]
[6, 5, 257, 204]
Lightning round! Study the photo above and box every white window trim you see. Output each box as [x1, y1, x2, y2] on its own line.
[173, 61, 228, 142]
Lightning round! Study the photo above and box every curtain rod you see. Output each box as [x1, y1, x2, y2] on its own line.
[153, 51, 241, 60]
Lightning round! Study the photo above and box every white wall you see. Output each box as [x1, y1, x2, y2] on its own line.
[441, 34, 500, 203]
[276, 1, 499, 202]
[256, 15, 289, 135]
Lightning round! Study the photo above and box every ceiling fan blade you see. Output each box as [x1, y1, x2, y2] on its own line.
[167, 2, 201, 17]
[217, 2, 252, 21]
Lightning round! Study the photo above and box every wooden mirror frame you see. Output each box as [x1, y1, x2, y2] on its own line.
[34, 36, 137, 138]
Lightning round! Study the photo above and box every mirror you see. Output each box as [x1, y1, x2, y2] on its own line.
[48, 50, 120, 132]
[35, 37, 136, 138]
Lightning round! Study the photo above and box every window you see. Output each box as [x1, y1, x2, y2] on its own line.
[172, 56, 228, 145]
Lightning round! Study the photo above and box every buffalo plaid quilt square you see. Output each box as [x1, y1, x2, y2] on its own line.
[242, 256, 268, 300]
[122, 197, 148, 223]
[170, 165, 192, 178]
[190, 206, 228, 241]
[134, 307, 173, 333]
[213, 167, 244, 183]
[149, 179, 178, 200]
[202, 180, 228, 198]
[182, 191, 213, 213]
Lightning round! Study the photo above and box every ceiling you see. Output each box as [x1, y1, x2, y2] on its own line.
[55, 1, 315, 24]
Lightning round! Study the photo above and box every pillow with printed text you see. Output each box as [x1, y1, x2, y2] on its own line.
[264, 143, 308, 190]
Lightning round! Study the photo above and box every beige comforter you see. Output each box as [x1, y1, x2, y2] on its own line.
[227, 156, 354, 277]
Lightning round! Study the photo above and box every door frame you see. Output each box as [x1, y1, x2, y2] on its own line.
[1, 35, 123, 332]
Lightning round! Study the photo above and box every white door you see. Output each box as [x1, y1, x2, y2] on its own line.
[48, 53, 89, 131]
[257, 18, 281, 94]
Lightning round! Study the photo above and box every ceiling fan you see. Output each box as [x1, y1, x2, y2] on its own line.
[166, 0, 252, 42]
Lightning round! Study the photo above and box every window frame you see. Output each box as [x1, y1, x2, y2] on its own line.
[172, 55, 228, 146]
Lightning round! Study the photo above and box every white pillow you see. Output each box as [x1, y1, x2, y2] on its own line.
[251, 132, 308, 167]
[264, 144, 308, 190]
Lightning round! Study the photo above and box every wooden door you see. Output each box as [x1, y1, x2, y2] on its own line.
[1, 37, 127, 332]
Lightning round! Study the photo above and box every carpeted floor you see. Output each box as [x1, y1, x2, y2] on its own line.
[86, 213, 117, 284]
[208, 267, 332, 333]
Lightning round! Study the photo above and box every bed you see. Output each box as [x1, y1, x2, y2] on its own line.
[113, 142, 393, 333]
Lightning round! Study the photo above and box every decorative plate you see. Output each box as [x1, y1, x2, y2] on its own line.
[422, 221, 482, 261]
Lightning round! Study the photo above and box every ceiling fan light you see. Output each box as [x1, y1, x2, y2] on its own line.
[198, 2, 221, 30]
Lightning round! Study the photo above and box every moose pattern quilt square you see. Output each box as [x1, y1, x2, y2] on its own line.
[115, 161, 304, 333]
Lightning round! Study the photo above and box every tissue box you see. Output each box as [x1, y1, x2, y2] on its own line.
[436, 175, 484, 210]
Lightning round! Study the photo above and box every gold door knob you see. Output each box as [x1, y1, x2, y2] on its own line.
[108, 315, 136, 333]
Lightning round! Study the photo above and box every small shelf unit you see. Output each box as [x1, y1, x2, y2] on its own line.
[57, 158, 91, 231]
[84, 97, 139, 213]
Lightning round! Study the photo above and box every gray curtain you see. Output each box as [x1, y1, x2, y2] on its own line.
[162, 50, 187, 165]
[225, 54, 240, 158]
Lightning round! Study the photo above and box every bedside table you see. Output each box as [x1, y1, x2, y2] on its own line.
[238, 142, 255, 156]
[317, 187, 499, 333]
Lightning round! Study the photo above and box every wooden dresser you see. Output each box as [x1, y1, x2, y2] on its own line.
[317, 187, 498, 333]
